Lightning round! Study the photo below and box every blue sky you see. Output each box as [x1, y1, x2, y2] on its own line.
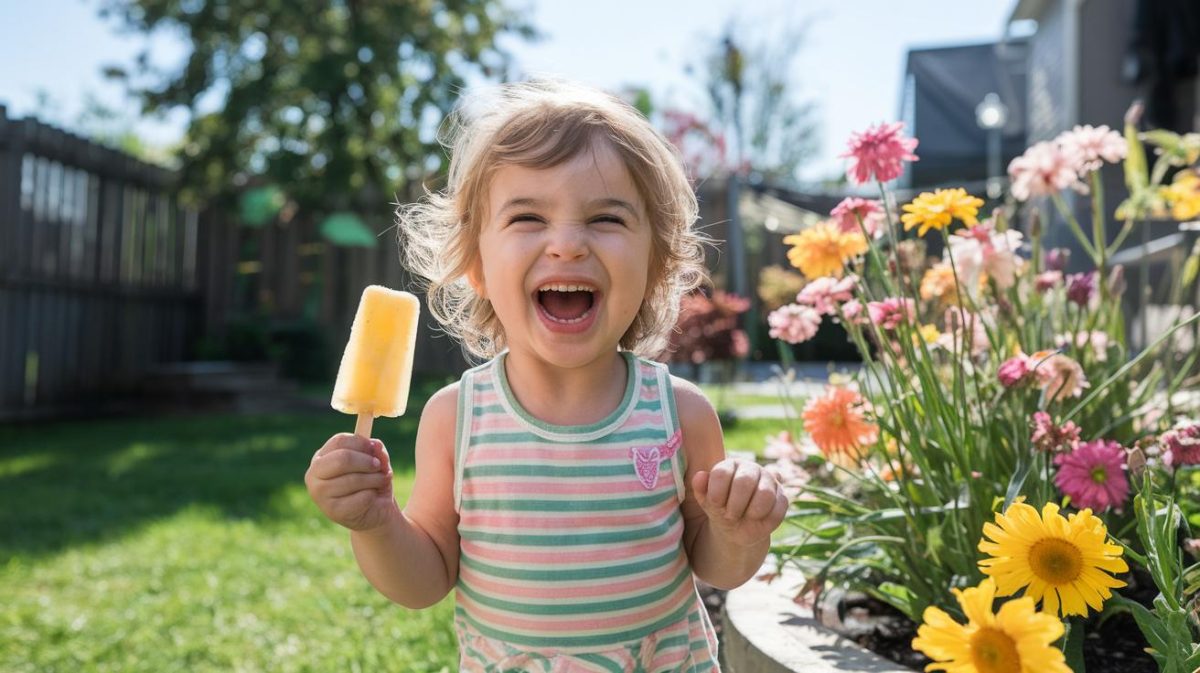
[0, 0, 1016, 181]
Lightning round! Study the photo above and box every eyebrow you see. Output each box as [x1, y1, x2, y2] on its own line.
[498, 197, 640, 217]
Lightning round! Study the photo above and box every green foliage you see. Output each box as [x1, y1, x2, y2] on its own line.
[766, 118, 1200, 669]
[98, 0, 537, 210]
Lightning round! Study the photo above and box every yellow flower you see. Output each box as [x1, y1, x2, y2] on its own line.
[783, 222, 868, 279]
[1160, 169, 1200, 221]
[912, 578, 1069, 673]
[978, 502, 1128, 617]
[914, 323, 941, 346]
[902, 188, 984, 237]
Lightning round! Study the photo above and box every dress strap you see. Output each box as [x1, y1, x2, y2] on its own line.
[651, 360, 687, 503]
[452, 365, 477, 514]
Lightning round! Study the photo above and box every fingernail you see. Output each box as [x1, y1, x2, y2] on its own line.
[370, 439, 383, 451]
[372, 457, 381, 468]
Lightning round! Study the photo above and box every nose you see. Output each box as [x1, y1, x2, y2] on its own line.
[544, 223, 589, 261]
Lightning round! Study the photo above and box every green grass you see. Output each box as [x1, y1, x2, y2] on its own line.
[0, 395, 458, 672]
[0, 374, 798, 672]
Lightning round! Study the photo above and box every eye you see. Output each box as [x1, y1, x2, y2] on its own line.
[592, 215, 626, 226]
[506, 213, 544, 226]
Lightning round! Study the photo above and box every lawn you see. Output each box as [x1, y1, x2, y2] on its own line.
[0, 377, 795, 672]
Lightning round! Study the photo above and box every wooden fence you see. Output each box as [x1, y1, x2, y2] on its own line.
[0, 106, 201, 419]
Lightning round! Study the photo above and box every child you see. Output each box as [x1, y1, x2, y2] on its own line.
[305, 78, 788, 672]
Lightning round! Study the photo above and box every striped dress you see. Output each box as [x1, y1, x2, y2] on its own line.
[452, 350, 720, 672]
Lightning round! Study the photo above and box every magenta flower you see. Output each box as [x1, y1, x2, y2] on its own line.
[1066, 272, 1097, 306]
[841, 122, 919, 185]
[1008, 141, 1080, 201]
[1054, 439, 1129, 511]
[867, 297, 915, 330]
[1057, 124, 1127, 174]
[796, 275, 857, 315]
[1030, 411, 1081, 453]
[1161, 422, 1200, 468]
[1044, 248, 1070, 272]
[997, 356, 1031, 387]
[830, 197, 885, 238]
[768, 304, 822, 344]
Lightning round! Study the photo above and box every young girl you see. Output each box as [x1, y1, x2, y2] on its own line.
[305, 78, 788, 672]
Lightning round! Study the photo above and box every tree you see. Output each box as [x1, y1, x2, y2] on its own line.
[99, 0, 537, 211]
[685, 18, 820, 185]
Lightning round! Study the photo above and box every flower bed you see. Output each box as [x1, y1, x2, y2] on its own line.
[759, 109, 1200, 672]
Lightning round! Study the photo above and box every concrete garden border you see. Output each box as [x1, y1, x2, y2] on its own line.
[722, 568, 912, 673]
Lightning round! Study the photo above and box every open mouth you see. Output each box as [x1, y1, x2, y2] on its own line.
[535, 284, 597, 324]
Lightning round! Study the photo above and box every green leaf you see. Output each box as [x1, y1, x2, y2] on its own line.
[238, 185, 286, 227]
[1063, 618, 1086, 673]
[319, 212, 378, 248]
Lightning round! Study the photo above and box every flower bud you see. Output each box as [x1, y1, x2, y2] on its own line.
[1107, 263, 1126, 297]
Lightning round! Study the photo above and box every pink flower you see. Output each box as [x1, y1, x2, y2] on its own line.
[937, 308, 991, 356]
[1054, 439, 1129, 511]
[1008, 141, 1080, 201]
[839, 299, 866, 325]
[768, 304, 821, 344]
[1056, 124, 1127, 174]
[997, 356, 1031, 387]
[840, 122, 919, 185]
[763, 430, 805, 461]
[948, 223, 1025, 290]
[1160, 422, 1200, 468]
[830, 198, 885, 238]
[1035, 271, 1064, 292]
[796, 275, 857, 315]
[867, 297, 915, 330]
[1030, 351, 1089, 402]
[1031, 410, 1081, 453]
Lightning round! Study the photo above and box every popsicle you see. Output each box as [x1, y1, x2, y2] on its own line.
[331, 285, 421, 438]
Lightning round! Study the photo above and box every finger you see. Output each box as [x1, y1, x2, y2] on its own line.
[310, 448, 382, 480]
[319, 471, 393, 499]
[702, 461, 737, 513]
[692, 470, 710, 506]
[371, 439, 393, 473]
[722, 465, 762, 521]
[315, 433, 374, 459]
[744, 474, 782, 520]
[768, 490, 789, 526]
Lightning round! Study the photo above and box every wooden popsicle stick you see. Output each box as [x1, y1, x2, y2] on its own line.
[354, 411, 374, 439]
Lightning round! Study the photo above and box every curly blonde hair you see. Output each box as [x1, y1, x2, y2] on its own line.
[396, 78, 708, 361]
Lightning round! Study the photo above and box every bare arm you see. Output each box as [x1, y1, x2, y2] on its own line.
[675, 378, 788, 590]
[346, 383, 461, 609]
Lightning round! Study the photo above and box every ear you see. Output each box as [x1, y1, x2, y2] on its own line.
[466, 257, 487, 300]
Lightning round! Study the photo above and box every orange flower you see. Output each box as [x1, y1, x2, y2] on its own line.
[919, 263, 961, 304]
[802, 387, 878, 458]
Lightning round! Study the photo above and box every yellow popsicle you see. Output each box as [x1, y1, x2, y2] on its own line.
[331, 285, 421, 437]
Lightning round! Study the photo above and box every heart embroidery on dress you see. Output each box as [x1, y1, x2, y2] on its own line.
[629, 430, 682, 490]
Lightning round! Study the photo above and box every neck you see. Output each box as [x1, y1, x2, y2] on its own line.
[501, 349, 629, 427]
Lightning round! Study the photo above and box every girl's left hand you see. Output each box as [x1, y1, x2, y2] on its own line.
[693, 458, 789, 546]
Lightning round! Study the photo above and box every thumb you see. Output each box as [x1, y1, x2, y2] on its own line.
[692, 470, 710, 507]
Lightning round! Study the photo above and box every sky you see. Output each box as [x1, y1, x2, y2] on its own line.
[0, 0, 1017, 182]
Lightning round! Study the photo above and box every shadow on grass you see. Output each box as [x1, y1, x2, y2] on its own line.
[0, 378, 448, 561]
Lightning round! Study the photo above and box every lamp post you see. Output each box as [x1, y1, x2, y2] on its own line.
[975, 92, 1009, 199]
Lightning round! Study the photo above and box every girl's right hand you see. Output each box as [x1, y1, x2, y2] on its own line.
[305, 433, 398, 532]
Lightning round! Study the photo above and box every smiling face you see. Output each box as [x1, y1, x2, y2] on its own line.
[471, 139, 654, 370]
